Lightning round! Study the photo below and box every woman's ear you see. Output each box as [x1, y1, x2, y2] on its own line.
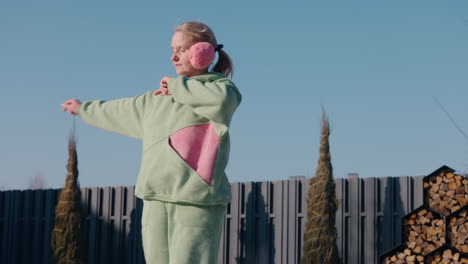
[189, 42, 215, 69]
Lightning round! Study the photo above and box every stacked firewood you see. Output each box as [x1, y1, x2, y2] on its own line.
[383, 208, 444, 263]
[426, 248, 468, 264]
[382, 248, 424, 264]
[448, 209, 468, 253]
[403, 208, 445, 255]
[424, 171, 468, 216]
[381, 166, 468, 264]
[384, 248, 424, 264]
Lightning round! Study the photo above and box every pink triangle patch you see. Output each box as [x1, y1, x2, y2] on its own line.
[169, 124, 220, 185]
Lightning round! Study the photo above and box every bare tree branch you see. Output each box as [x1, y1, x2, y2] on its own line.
[433, 97, 468, 141]
[28, 173, 47, 190]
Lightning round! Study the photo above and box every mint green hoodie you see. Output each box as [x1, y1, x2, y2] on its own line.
[78, 73, 242, 205]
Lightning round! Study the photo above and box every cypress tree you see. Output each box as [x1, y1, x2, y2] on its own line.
[51, 135, 86, 263]
[301, 111, 341, 264]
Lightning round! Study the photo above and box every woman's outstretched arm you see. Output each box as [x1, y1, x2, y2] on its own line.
[61, 92, 152, 140]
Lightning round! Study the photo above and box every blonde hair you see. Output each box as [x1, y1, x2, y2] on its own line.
[175, 22, 233, 78]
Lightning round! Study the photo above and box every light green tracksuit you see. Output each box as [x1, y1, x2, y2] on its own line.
[78, 72, 242, 263]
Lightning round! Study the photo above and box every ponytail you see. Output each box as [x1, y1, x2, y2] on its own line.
[213, 49, 233, 78]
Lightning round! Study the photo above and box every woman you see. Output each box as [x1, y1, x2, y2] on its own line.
[62, 22, 242, 264]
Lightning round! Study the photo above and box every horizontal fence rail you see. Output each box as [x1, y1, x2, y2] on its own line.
[0, 176, 424, 264]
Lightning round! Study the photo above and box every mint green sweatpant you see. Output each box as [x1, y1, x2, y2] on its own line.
[141, 200, 226, 264]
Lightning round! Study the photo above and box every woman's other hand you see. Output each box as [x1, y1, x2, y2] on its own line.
[155, 76, 172, 95]
[61, 99, 81, 115]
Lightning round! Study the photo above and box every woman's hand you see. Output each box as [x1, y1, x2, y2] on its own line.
[155, 76, 173, 95]
[61, 99, 81, 115]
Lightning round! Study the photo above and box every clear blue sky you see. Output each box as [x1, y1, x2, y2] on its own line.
[1, 1, 468, 190]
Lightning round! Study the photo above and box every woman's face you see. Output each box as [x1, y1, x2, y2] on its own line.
[171, 32, 206, 77]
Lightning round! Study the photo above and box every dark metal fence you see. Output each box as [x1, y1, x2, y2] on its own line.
[0, 176, 425, 264]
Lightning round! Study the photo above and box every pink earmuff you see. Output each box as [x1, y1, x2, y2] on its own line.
[189, 42, 216, 69]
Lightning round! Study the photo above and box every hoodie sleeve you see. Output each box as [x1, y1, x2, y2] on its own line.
[168, 76, 242, 125]
[78, 91, 151, 139]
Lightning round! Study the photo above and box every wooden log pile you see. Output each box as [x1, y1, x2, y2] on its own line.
[380, 166, 468, 264]
[382, 247, 424, 264]
[426, 248, 468, 264]
[448, 209, 468, 253]
[424, 170, 468, 216]
[402, 208, 445, 255]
